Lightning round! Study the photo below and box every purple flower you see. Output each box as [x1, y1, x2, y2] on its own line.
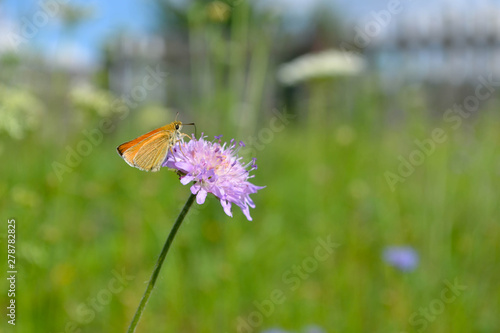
[163, 134, 265, 221]
[383, 246, 419, 272]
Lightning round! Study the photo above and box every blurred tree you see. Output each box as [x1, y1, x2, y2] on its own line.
[152, 0, 279, 136]
[58, 3, 95, 32]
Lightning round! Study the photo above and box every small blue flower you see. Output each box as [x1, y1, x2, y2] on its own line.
[303, 325, 326, 333]
[383, 246, 419, 272]
[261, 325, 325, 333]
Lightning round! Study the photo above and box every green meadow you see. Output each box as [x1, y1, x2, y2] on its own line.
[1, 1, 500, 332]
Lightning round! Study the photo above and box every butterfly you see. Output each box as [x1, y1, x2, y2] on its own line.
[117, 120, 193, 172]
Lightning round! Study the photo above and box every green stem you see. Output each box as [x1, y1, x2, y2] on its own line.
[127, 193, 196, 333]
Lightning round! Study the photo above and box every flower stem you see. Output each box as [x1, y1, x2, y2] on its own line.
[127, 193, 196, 333]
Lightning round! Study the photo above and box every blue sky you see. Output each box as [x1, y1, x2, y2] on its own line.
[0, 0, 156, 65]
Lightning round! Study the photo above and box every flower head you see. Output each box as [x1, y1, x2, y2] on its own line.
[276, 49, 366, 86]
[383, 246, 419, 272]
[163, 134, 265, 221]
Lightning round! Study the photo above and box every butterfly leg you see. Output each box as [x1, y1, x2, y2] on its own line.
[177, 141, 189, 160]
[181, 132, 192, 140]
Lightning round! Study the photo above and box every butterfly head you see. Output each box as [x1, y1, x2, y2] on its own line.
[172, 121, 182, 131]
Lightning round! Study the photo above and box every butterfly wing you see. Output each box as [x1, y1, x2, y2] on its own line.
[132, 131, 173, 172]
[117, 126, 165, 156]
[118, 131, 173, 172]
[117, 122, 179, 172]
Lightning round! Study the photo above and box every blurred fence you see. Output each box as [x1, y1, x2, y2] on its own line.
[362, 3, 500, 86]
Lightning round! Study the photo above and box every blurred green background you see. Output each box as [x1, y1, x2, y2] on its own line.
[1, 0, 500, 332]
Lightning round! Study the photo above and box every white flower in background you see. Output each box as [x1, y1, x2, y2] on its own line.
[69, 82, 116, 117]
[277, 49, 366, 86]
[0, 85, 44, 140]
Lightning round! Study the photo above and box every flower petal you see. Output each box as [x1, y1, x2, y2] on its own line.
[174, 162, 194, 173]
[241, 205, 253, 221]
[196, 189, 208, 204]
[180, 175, 194, 185]
[220, 199, 233, 217]
[190, 183, 200, 195]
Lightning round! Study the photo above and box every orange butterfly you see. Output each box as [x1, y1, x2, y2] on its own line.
[117, 121, 193, 172]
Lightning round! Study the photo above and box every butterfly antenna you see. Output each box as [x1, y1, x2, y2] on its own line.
[184, 123, 196, 137]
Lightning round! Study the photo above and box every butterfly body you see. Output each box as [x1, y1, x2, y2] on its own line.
[117, 121, 185, 172]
